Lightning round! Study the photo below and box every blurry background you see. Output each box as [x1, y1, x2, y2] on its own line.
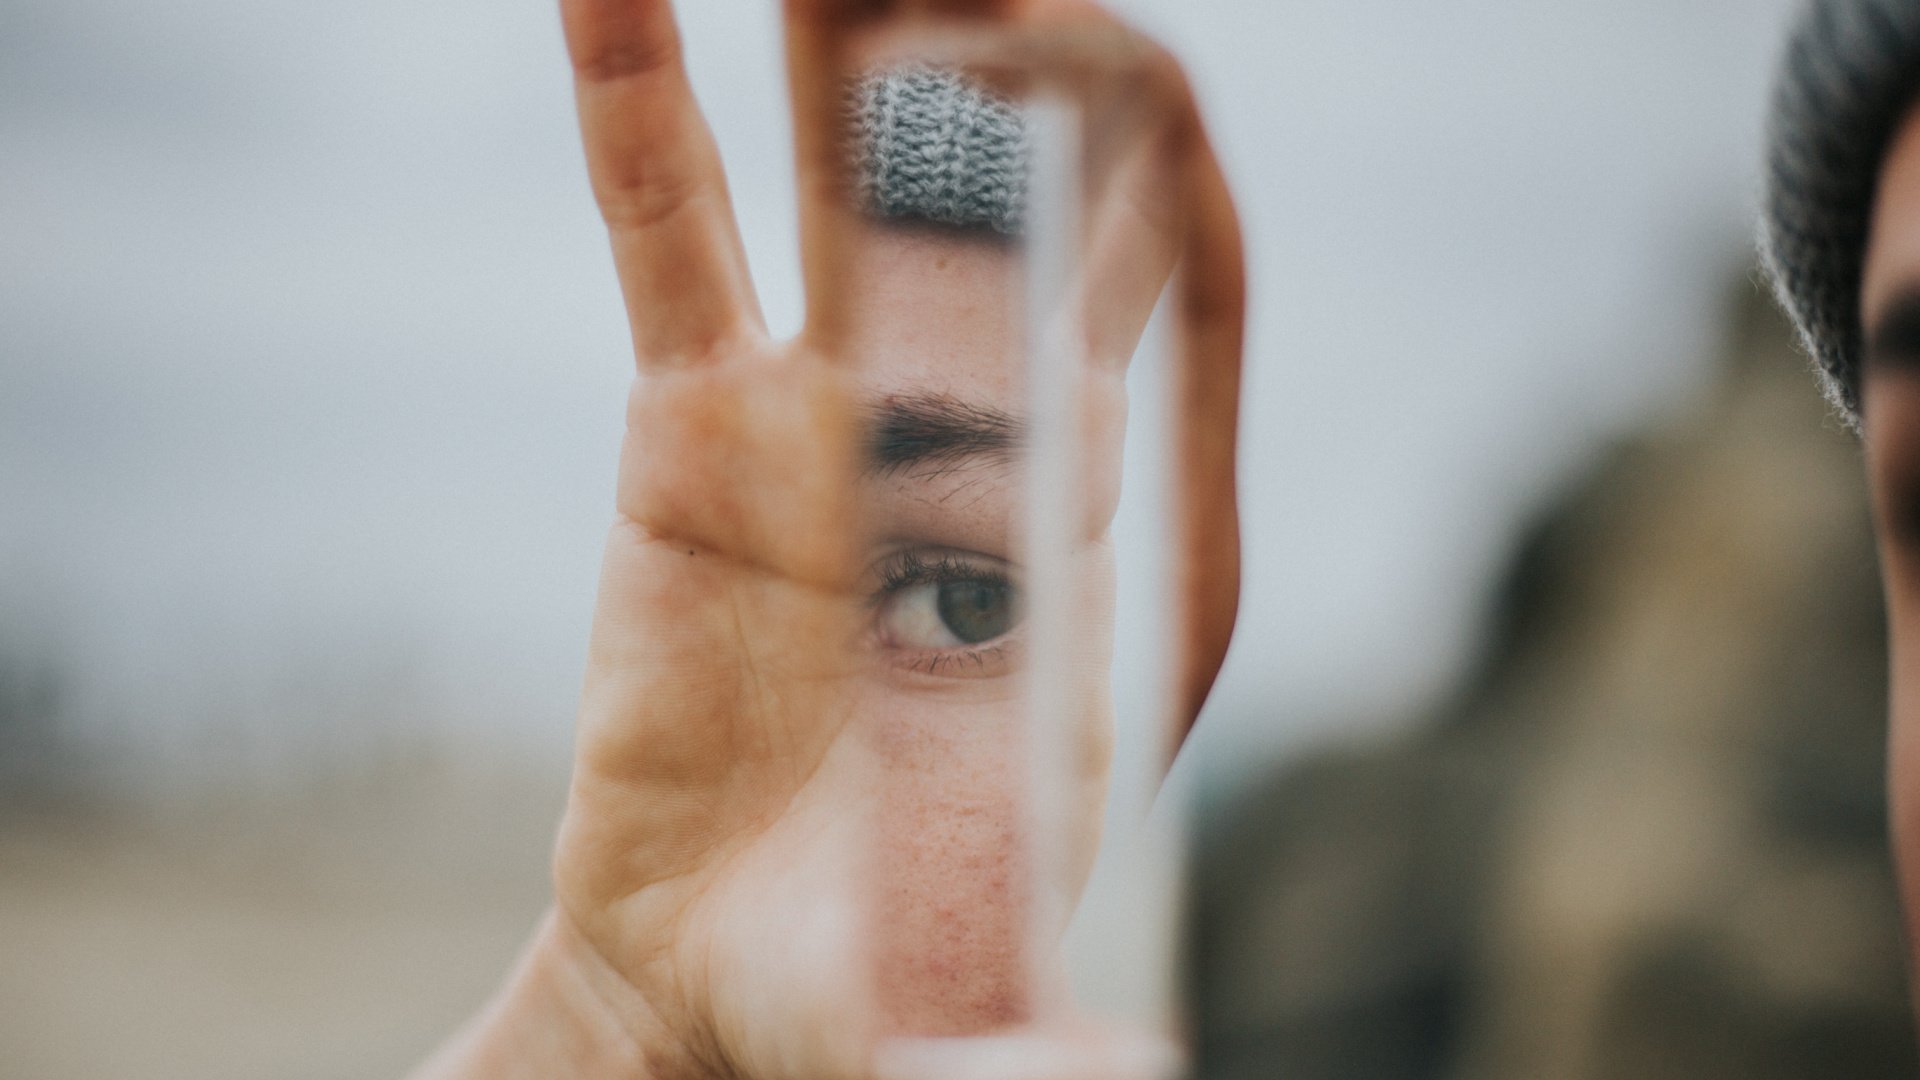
[5, 0, 1908, 1076]
[1189, 288, 1916, 1078]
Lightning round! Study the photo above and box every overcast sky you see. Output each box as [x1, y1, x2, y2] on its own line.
[1, 0, 1808, 792]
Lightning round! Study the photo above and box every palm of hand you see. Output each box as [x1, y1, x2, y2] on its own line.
[554, 347, 878, 1078]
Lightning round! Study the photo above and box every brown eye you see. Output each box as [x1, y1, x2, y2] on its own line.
[872, 552, 1023, 657]
[935, 579, 1016, 644]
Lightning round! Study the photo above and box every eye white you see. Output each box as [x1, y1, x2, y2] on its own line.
[876, 582, 965, 649]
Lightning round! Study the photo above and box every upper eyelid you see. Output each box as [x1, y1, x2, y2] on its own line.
[870, 560, 1008, 612]
[868, 548, 1016, 589]
[887, 552, 1001, 583]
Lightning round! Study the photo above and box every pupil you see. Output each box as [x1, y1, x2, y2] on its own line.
[935, 579, 1013, 645]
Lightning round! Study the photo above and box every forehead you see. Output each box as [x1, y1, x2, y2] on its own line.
[839, 221, 1023, 405]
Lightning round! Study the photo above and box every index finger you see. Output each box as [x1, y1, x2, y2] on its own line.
[562, 0, 763, 366]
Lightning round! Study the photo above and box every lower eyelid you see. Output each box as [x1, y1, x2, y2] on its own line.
[893, 639, 1018, 678]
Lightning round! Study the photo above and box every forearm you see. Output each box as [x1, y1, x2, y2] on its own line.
[410, 910, 654, 1080]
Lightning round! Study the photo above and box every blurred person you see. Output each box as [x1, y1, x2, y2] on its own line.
[1762, 0, 1920, 1010]
[1190, 279, 1915, 1080]
[410, 0, 1245, 1077]
[1182, 3, 1920, 1077]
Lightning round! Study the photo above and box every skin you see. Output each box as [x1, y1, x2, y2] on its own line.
[1859, 103, 1920, 989]
[841, 221, 1127, 1037]
[411, 1, 1246, 1077]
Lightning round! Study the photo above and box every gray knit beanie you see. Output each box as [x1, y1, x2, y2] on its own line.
[1761, 0, 1920, 430]
[852, 66, 1030, 235]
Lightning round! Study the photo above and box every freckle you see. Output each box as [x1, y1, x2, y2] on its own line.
[688, 550, 695, 556]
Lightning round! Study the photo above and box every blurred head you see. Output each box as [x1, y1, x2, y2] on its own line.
[1861, 100, 1920, 986]
[1763, 0, 1920, 977]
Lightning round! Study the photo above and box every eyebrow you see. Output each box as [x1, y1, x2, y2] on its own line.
[864, 392, 1023, 475]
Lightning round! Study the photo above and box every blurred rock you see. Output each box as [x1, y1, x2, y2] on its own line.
[1192, 277, 1917, 1079]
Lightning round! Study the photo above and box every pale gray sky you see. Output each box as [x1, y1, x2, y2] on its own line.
[1, 0, 1807, 792]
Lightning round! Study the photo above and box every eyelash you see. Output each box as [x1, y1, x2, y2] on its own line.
[870, 550, 1019, 675]
[872, 550, 992, 596]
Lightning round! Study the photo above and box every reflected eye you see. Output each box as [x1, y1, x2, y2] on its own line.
[871, 551, 1023, 666]
[935, 579, 1015, 644]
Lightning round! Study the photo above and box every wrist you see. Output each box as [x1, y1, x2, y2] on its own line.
[411, 909, 658, 1080]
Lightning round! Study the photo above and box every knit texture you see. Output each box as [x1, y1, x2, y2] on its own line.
[853, 66, 1030, 235]
[1761, 0, 1920, 430]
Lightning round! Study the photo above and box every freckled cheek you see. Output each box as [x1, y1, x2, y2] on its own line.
[853, 545, 1117, 1035]
[862, 693, 1037, 1036]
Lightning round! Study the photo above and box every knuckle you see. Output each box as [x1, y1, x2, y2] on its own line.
[571, 33, 683, 85]
[596, 166, 711, 232]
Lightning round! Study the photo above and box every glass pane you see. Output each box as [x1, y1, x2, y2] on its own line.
[808, 18, 1198, 1070]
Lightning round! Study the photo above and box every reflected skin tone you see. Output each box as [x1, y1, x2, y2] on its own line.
[405, 0, 1242, 1076]
[1860, 104, 1920, 985]
[840, 219, 1130, 1035]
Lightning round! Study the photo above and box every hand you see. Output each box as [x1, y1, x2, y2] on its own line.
[413, 1, 1245, 1077]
